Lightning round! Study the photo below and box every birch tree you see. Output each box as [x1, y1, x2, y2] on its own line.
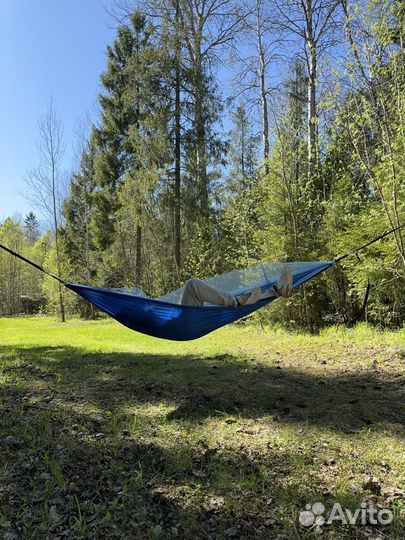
[274, 0, 341, 180]
[25, 99, 66, 322]
[232, 0, 283, 174]
[175, 0, 243, 216]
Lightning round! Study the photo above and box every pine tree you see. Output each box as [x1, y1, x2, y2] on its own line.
[177, 0, 237, 220]
[218, 105, 260, 269]
[228, 105, 259, 186]
[259, 61, 308, 260]
[62, 139, 97, 316]
[92, 21, 141, 251]
[91, 12, 171, 289]
[24, 212, 40, 244]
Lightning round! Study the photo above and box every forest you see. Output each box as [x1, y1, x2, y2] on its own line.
[1, 0, 404, 329]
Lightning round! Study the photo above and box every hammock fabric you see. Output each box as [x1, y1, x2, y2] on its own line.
[0, 224, 402, 341]
[66, 261, 333, 341]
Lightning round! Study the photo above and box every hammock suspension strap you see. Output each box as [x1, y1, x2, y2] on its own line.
[0, 242, 65, 284]
[0, 223, 403, 288]
[334, 223, 404, 263]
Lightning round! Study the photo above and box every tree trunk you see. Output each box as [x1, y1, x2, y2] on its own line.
[52, 159, 65, 322]
[306, 0, 317, 179]
[194, 49, 208, 215]
[134, 30, 143, 286]
[174, 0, 181, 274]
[84, 203, 95, 318]
[257, 19, 270, 173]
[241, 112, 246, 179]
[135, 219, 142, 285]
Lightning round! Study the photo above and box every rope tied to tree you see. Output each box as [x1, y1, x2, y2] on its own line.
[334, 223, 405, 263]
[0, 242, 65, 284]
[0, 223, 403, 288]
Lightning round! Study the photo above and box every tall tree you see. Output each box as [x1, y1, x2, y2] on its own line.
[260, 60, 308, 262]
[92, 12, 171, 288]
[110, 0, 238, 270]
[234, 0, 282, 174]
[110, 0, 185, 278]
[62, 139, 97, 316]
[275, 0, 341, 181]
[25, 99, 66, 322]
[176, 0, 241, 216]
[173, 0, 182, 273]
[227, 104, 259, 186]
[219, 104, 260, 268]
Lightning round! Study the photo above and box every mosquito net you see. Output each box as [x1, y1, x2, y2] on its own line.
[158, 261, 332, 304]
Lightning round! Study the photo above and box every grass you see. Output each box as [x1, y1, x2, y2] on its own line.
[0, 316, 404, 540]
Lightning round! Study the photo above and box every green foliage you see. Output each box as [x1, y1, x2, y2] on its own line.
[3, 1, 404, 329]
[41, 242, 75, 316]
[215, 104, 261, 271]
[24, 212, 40, 244]
[319, 8, 405, 326]
[254, 61, 331, 330]
[0, 218, 48, 316]
[90, 13, 166, 252]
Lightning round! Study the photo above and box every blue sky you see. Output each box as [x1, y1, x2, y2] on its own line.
[0, 0, 298, 227]
[0, 0, 116, 223]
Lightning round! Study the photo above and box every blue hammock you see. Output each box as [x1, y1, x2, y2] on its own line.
[1, 225, 402, 341]
[66, 261, 334, 341]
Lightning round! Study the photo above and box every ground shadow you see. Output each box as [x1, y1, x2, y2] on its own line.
[1, 344, 404, 433]
[1, 344, 404, 539]
[1, 379, 302, 539]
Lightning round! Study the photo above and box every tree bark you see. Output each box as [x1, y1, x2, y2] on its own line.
[194, 50, 209, 215]
[306, 0, 317, 179]
[257, 15, 270, 173]
[174, 0, 181, 273]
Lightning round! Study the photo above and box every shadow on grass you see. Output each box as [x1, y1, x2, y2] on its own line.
[1, 344, 404, 433]
[0, 345, 404, 539]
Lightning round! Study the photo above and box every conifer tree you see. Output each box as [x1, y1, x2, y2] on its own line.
[24, 212, 40, 244]
[219, 105, 260, 269]
[91, 12, 171, 288]
[62, 139, 97, 316]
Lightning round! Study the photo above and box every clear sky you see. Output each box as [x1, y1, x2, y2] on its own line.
[0, 0, 116, 223]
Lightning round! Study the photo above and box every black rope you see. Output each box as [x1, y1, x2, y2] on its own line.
[336, 224, 404, 326]
[0, 223, 403, 289]
[0, 243, 65, 284]
[334, 223, 405, 263]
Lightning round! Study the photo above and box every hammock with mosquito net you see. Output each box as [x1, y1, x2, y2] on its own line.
[0, 225, 402, 341]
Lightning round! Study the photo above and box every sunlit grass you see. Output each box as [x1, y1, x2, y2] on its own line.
[0, 317, 404, 539]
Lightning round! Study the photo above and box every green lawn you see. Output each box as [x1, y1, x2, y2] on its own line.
[0, 317, 404, 539]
